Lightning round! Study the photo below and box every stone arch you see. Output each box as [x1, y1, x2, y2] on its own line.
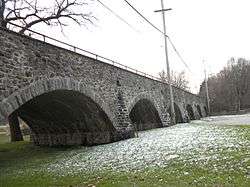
[168, 103, 184, 124]
[127, 92, 162, 116]
[0, 77, 115, 124]
[196, 105, 202, 118]
[128, 92, 164, 131]
[0, 77, 119, 146]
[186, 104, 195, 120]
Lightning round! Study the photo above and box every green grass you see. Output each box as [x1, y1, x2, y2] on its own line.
[0, 125, 249, 187]
[0, 133, 9, 143]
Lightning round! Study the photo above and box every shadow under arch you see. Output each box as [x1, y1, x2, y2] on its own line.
[186, 104, 195, 120]
[196, 105, 202, 118]
[1, 78, 115, 124]
[128, 94, 163, 131]
[168, 103, 184, 124]
[1, 78, 119, 146]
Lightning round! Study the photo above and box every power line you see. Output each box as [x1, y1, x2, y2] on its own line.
[96, 0, 139, 33]
[122, 0, 192, 73]
[122, 0, 167, 37]
[98, 0, 192, 73]
[167, 37, 192, 72]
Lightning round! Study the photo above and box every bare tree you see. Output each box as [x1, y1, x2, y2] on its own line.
[0, 0, 94, 33]
[228, 58, 250, 111]
[199, 57, 250, 113]
[159, 70, 190, 91]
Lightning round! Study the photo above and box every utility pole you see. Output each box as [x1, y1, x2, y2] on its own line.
[203, 60, 210, 115]
[155, 0, 176, 125]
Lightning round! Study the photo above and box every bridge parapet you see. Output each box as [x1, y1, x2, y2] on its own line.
[0, 27, 206, 146]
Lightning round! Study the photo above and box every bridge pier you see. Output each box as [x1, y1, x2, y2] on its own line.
[8, 112, 23, 142]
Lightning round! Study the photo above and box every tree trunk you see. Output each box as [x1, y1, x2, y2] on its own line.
[0, 0, 6, 28]
[237, 96, 241, 112]
[8, 112, 24, 142]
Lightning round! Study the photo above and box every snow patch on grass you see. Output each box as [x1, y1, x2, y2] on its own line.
[42, 123, 249, 176]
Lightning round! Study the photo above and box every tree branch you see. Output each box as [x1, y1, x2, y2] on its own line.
[2, 0, 94, 33]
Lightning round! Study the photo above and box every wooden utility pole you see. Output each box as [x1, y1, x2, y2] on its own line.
[203, 60, 210, 115]
[155, 0, 176, 124]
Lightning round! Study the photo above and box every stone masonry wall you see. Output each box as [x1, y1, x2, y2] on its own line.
[0, 28, 206, 145]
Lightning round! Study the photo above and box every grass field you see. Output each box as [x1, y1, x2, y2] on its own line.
[0, 122, 249, 187]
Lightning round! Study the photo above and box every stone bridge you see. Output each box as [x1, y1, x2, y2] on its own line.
[0, 27, 207, 146]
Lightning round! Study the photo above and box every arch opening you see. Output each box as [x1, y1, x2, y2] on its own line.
[12, 90, 116, 146]
[129, 99, 163, 131]
[196, 105, 202, 118]
[168, 103, 184, 124]
[186, 104, 195, 120]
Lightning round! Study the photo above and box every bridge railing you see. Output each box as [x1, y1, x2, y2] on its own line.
[6, 22, 161, 82]
[3, 22, 200, 97]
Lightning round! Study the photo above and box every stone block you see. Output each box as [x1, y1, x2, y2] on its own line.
[0, 27, 206, 147]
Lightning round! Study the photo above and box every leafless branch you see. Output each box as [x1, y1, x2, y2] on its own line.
[1, 0, 94, 33]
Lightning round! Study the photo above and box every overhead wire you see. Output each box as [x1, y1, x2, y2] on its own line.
[97, 0, 195, 79]
[96, 0, 140, 33]
[122, 0, 167, 37]
[122, 0, 192, 73]
[167, 37, 192, 72]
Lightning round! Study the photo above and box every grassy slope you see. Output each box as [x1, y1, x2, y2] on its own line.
[0, 125, 249, 187]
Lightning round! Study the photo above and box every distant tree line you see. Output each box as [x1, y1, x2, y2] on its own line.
[199, 57, 250, 113]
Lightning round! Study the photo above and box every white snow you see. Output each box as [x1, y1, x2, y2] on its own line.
[43, 115, 249, 176]
[8, 114, 249, 177]
[196, 113, 250, 126]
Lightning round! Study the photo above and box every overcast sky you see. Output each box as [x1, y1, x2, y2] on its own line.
[31, 0, 250, 93]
